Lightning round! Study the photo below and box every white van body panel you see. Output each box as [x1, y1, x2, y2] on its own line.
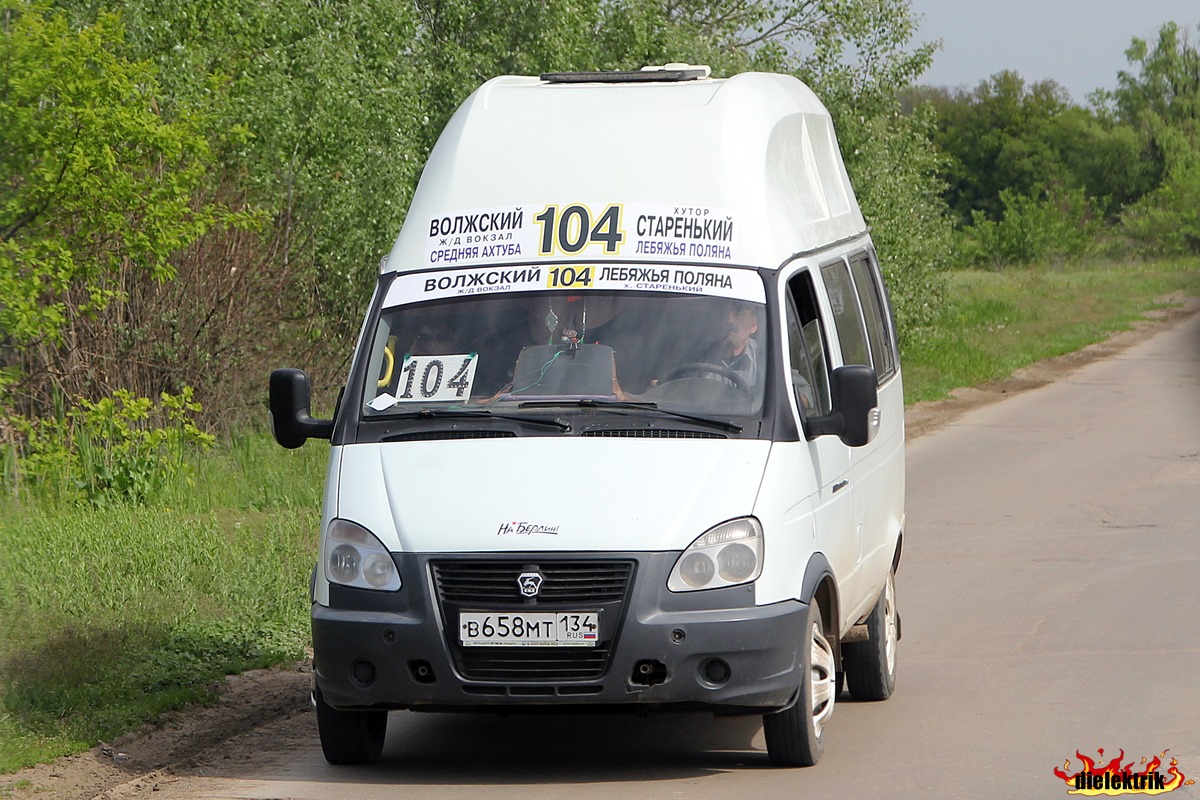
[387, 72, 866, 275]
[314, 445, 344, 607]
[796, 252, 905, 626]
[335, 437, 772, 553]
[750, 444, 826, 603]
[851, 372, 906, 597]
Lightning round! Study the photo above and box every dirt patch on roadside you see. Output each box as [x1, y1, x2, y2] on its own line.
[1, 664, 313, 800]
[3, 295, 1197, 800]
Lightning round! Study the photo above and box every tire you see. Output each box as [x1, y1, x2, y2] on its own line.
[315, 686, 388, 765]
[843, 569, 897, 701]
[763, 598, 836, 766]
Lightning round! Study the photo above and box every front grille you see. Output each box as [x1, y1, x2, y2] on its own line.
[432, 560, 633, 605]
[431, 558, 635, 682]
[456, 648, 612, 682]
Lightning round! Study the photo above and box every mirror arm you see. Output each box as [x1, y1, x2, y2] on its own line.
[804, 411, 845, 440]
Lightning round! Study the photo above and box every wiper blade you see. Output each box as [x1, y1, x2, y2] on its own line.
[380, 408, 570, 433]
[518, 399, 743, 433]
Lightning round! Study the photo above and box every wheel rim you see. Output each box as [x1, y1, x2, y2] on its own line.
[810, 619, 836, 736]
[884, 572, 897, 677]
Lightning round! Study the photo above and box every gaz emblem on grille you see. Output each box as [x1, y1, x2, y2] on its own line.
[517, 572, 544, 597]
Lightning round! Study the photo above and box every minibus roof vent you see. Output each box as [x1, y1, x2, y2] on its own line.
[540, 64, 711, 84]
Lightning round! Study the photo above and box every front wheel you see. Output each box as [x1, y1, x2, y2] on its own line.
[315, 686, 387, 765]
[763, 598, 836, 766]
[843, 569, 898, 701]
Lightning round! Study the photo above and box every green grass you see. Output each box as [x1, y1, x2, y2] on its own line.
[0, 433, 326, 773]
[0, 257, 1197, 775]
[901, 257, 1200, 404]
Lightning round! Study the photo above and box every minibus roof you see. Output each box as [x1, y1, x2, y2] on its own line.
[385, 66, 867, 276]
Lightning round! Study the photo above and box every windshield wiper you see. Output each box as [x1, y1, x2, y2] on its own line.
[518, 399, 743, 433]
[379, 408, 570, 434]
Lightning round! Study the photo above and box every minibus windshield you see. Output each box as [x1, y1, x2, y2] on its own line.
[362, 282, 767, 421]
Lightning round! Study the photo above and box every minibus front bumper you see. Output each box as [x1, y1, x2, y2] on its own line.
[311, 552, 808, 714]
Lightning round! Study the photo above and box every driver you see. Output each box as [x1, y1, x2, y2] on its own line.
[645, 299, 761, 392]
[406, 319, 462, 356]
[711, 300, 760, 388]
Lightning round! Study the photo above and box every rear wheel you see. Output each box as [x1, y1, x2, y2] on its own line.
[844, 570, 897, 701]
[315, 687, 387, 765]
[763, 599, 836, 766]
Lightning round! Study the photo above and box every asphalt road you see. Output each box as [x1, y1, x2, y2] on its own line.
[158, 311, 1200, 800]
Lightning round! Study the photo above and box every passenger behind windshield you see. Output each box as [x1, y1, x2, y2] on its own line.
[406, 310, 466, 356]
[499, 294, 648, 398]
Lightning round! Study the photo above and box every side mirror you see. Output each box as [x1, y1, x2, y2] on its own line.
[805, 365, 879, 447]
[269, 368, 334, 449]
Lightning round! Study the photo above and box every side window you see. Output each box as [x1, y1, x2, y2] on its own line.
[785, 271, 832, 416]
[849, 252, 897, 382]
[820, 259, 871, 369]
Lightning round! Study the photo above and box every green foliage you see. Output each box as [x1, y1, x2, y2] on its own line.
[5, 388, 214, 505]
[1111, 21, 1200, 172]
[1121, 157, 1200, 254]
[918, 21, 1199, 263]
[914, 18, 1200, 264]
[0, 0, 954, 418]
[901, 258, 1200, 404]
[1042, 106, 1156, 218]
[1107, 22, 1200, 254]
[2, 621, 287, 747]
[919, 71, 1081, 224]
[78, 0, 949, 335]
[84, 0, 429, 320]
[962, 186, 1102, 268]
[0, 2, 252, 348]
[846, 106, 954, 339]
[0, 491, 318, 771]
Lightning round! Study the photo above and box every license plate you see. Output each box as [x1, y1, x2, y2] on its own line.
[459, 611, 600, 647]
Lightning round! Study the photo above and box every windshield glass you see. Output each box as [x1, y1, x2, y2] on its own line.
[361, 264, 767, 420]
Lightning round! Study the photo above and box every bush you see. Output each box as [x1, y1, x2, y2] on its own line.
[961, 186, 1102, 267]
[1120, 158, 1200, 255]
[4, 388, 214, 505]
[843, 107, 955, 347]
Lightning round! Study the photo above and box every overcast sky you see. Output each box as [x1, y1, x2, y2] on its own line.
[907, 0, 1200, 103]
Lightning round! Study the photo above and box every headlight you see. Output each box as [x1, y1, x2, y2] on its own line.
[667, 517, 763, 592]
[323, 519, 401, 591]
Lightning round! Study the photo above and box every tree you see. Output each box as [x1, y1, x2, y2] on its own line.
[607, 0, 953, 337]
[0, 2, 248, 410]
[101, 0, 430, 320]
[1041, 106, 1154, 218]
[1107, 21, 1200, 253]
[124, 0, 954, 342]
[920, 71, 1077, 223]
[30, 0, 953, 417]
[1111, 21, 1200, 173]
